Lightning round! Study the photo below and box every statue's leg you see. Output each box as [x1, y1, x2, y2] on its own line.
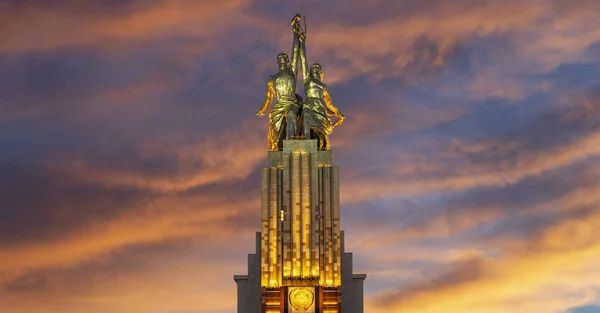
[314, 130, 329, 150]
[303, 110, 311, 139]
[286, 106, 298, 140]
[270, 110, 285, 150]
[278, 117, 287, 149]
[323, 134, 330, 150]
[297, 109, 304, 139]
[268, 124, 276, 150]
[317, 131, 325, 150]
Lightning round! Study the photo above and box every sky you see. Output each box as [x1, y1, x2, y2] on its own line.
[1, 0, 600, 312]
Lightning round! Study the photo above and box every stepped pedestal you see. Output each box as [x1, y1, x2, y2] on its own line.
[234, 140, 365, 313]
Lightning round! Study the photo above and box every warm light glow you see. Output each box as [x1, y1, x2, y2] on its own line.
[4, 2, 600, 313]
[265, 299, 281, 305]
[303, 264, 311, 277]
[284, 261, 291, 278]
[334, 274, 341, 287]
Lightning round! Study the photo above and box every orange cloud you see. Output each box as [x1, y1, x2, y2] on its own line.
[1, 0, 253, 52]
[0, 240, 246, 313]
[342, 176, 600, 313]
[0, 189, 259, 275]
[5, 0, 600, 88]
[287, 0, 600, 94]
[52, 120, 266, 192]
[339, 124, 600, 203]
[2, 2, 600, 313]
[368, 206, 600, 313]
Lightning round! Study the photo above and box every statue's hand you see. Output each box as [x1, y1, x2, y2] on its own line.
[255, 110, 265, 117]
[291, 14, 302, 34]
[299, 32, 306, 43]
[292, 22, 302, 35]
[332, 113, 344, 127]
[291, 13, 301, 26]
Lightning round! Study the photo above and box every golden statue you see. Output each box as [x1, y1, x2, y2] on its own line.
[256, 13, 344, 151]
[297, 16, 344, 150]
[255, 14, 304, 151]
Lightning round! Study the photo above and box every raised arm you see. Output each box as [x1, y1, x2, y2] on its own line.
[290, 29, 300, 80]
[289, 14, 302, 80]
[299, 35, 309, 84]
[323, 88, 344, 127]
[290, 14, 309, 84]
[256, 77, 274, 116]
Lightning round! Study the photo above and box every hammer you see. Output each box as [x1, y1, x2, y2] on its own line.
[290, 13, 302, 34]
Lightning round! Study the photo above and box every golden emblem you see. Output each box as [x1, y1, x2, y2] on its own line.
[289, 287, 314, 312]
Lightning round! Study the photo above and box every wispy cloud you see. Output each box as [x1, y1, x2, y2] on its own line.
[2, 1, 600, 312]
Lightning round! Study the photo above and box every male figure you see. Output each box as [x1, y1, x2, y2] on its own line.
[297, 27, 344, 150]
[255, 15, 303, 151]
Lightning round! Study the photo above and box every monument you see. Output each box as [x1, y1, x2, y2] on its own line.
[235, 14, 365, 313]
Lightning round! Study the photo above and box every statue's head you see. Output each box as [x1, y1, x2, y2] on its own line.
[310, 63, 323, 81]
[277, 52, 289, 69]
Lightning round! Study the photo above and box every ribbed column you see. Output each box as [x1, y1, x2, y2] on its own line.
[332, 166, 341, 286]
[301, 153, 311, 278]
[323, 166, 333, 286]
[310, 152, 320, 278]
[276, 169, 282, 285]
[268, 168, 278, 287]
[253, 139, 354, 313]
[291, 152, 301, 277]
[318, 167, 325, 285]
[282, 153, 291, 279]
[260, 168, 269, 286]
[262, 140, 341, 288]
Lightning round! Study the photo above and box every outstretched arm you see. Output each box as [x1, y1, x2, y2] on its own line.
[256, 78, 274, 116]
[324, 88, 344, 127]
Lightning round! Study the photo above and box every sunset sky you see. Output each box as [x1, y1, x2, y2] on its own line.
[1, 0, 600, 312]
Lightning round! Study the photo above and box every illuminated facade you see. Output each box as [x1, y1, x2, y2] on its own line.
[234, 140, 366, 313]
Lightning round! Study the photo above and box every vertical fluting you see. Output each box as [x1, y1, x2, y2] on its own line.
[318, 167, 325, 285]
[276, 168, 282, 284]
[301, 152, 311, 278]
[291, 152, 301, 277]
[311, 153, 320, 278]
[332, 166, 341, 286]
[268, 167, 278, 287]
[323, 166, 332, 286]
[260, 141, 342, 288]
[282, 153, 291, 279]
[261, 168, 269, 286]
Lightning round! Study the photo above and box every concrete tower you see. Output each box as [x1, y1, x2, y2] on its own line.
[234, 140, 366, 313]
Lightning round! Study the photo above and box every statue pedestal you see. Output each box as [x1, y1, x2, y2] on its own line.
[234, 140, 366, 313]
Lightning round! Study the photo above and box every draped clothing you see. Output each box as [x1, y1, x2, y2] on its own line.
[268, 94, 300, 150]
[301, 97, 333, 137]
